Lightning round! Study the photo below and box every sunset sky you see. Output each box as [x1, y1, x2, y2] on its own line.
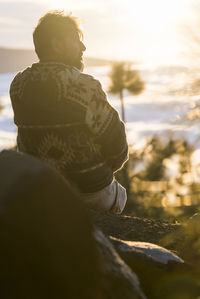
[0, 0, 197, 66]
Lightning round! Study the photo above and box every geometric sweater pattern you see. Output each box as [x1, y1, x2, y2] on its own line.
[10, 62, 128, 192]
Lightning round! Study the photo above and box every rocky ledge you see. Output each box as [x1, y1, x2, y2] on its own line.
[91, 210, 200, 299]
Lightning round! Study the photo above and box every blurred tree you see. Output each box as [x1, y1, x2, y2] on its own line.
[120, 136, 197, 219]
[175, 139, 195, 206]
[108, 61, 145, 123]
[0, 98, 3, 113]
[108, 62, 145, 196]
[140, 136, 173, 181]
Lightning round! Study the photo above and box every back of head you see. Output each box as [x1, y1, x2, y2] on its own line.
[0, 150, 101, 299]
[33, 10, 82, 61]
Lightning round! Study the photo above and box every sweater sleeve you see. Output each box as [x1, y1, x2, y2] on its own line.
[85, 78, 129, 172]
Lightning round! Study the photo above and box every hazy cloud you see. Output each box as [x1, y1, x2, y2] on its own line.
[0, 1, 48, 48]
[0, 16, 22, 25]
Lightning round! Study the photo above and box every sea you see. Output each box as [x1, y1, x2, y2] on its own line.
[0, 64, 200, 154]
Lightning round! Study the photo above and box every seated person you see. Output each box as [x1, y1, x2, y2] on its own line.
[10, 11, 129, 213]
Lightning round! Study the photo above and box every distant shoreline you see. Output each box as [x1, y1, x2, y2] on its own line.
[0, 47, 111, 73]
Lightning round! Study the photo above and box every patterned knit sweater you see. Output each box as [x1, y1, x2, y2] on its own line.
[10, 62, 128, 193]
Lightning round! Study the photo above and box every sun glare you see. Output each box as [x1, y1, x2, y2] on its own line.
[35, 0, 191, 65]
[124, 0, 191, 65]
[129, 0, 188, 33]
[46, 0, 94, 11]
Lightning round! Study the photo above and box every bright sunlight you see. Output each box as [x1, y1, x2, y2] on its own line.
[43, 0, 192, 65]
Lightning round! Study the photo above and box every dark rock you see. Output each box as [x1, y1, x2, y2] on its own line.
[2, 150, 200, 298]
[94, 230, 147, 299]
[110, 237, 190, 298]
[91, 210, 180, 245]
[91, 211, 200, 298]
[0, 150, 101, 299]
[110, 237, 184, 265]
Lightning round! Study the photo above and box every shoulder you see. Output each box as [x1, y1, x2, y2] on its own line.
[10, 72, 21, 91]
[9, 68, 31, 97]
[10, 67, 32, 86]
[78, 72, 101, 88]
[78, 72, 106, 99]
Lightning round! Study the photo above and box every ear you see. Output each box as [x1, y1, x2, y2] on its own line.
[51, 37, 63, 55]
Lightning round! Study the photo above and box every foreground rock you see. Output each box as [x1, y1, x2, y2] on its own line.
[110, 237, 188, 298]
[91, 210, 180, 246]
[91, 210, 200, 298]
[2, 150, 200, 298]
[94, 230, 147, 299]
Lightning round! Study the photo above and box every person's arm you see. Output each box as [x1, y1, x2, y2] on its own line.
[85, 77, 128, 172]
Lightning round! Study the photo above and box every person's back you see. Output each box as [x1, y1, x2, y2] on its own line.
[10, 11, 128, 213]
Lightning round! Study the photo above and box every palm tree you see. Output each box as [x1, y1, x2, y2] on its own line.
[108, 62, 145, 198]
[0, 98, 3, 113]
[108, 61, 145, 123]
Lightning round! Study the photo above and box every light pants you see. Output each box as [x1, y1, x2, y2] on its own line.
[81, 180, 127, 214]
